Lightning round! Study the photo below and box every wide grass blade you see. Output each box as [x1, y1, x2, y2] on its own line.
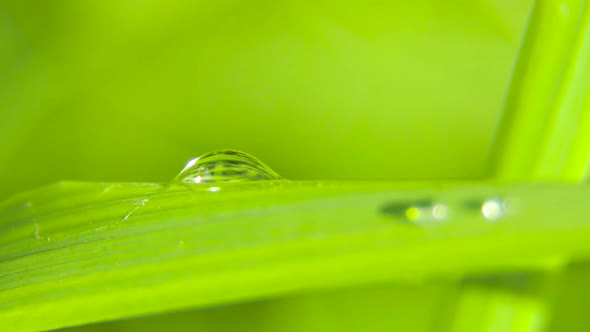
[1, 181, 589, 331]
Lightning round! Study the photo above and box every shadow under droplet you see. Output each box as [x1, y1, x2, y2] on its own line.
[379, 199, 433, 222]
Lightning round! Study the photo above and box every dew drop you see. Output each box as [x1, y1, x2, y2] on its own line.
[175, 150, 283, 184]
[463, 196, 515, 221]
[404, 206, 421, 220]
[481, 198, 504, 221]
[381, 199, 448, 224]
[431, 203, 449, 221]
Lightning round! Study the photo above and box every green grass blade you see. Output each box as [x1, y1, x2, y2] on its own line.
[1, 181, 590, 331]
[490, 0, 590, 182]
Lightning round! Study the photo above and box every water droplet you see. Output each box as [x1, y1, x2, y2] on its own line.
[482, 198, 504, 221]
[381, 199, 448, 224]
[404, 206, 421, 220]
[177, 241, 185, 248]
[381, 199, 431, 218]
[431, 203, 449, 221]
[175, 150, 283, 184]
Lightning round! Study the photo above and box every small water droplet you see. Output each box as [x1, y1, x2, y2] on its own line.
[431, 203, 449, 221]
[381, 199, 431, 218]
[462, 196, 515, 221]
[482, 198, 504, 221]
[208, 186, 220, 192]
[175, 150, 283, 184]
[24, 201, 32, 208]
[381, 199, 448, 224]
[404, 206, 421, 220]
[177, 240, 185, 248]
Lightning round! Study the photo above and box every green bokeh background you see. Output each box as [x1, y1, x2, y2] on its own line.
[1, 0, 532, 200]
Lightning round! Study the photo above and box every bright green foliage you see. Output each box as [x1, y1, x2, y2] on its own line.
[491, 0, 590, 181]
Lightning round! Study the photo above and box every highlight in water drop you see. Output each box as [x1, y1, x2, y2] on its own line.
[481, 198, 504, 221]
[431, 203, 449, 221]
[175, 150, 283, 184]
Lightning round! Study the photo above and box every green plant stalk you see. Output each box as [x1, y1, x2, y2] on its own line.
[490, 0, 590, 182]
[1, 181, 589, 331]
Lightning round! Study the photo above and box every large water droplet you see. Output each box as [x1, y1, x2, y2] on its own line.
[175, 150, 283, 184]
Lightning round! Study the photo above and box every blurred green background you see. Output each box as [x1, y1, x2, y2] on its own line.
[0, 0, 533, 200]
